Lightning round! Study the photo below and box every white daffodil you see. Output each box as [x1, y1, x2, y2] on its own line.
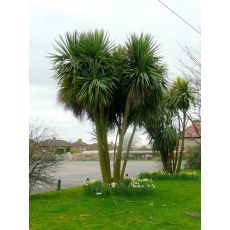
[151, 184, 156, 189]
[111, 182, 117, 188]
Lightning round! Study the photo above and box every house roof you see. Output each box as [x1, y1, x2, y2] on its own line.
[88, 143, 98, 150]
[72, 141, 113, 150]
[90, 143, 113, 150]
[184, 120, 201, 138]
[40, 138, 71, 147]
[71, 139, 90, 149]
[40, 137, 114, 151]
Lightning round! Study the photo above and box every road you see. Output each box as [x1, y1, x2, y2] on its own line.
[33, 160, 163, 192]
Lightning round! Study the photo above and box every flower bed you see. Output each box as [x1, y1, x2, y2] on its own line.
[83, 178, 156, 196]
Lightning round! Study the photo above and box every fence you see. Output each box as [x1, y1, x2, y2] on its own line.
[31, 178, 87, 193]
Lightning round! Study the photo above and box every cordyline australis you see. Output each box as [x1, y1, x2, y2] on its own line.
[49, 29, 167, 184]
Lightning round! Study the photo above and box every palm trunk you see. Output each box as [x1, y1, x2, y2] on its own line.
[173, 114, 181, 173]
[176, 110, 187, 174]
[120, 124, 137, 180]
[95, 116, 111, 184]
[113, 98, 131, 183]
[173, 139, 180, 173]
[113, 127, 120, 177]
[160, 151, 169, 172]
[103, 135, 111, 181]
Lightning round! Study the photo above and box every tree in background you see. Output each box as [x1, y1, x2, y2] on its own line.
[166, 77, 195, 174]
[178, 42, 201, 137]
[178, 43, 200, 107]
[144, 77, 195, 174]
[144, 102, 178, 174]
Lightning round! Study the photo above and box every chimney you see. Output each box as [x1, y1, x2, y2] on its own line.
[78, 139, 82, 142]
[53, 137, 56, 140]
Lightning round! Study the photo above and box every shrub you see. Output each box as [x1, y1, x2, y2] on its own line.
[184, 143, 201, 169]
[83, 178, 156, 196]
[70, 149, 76, 154]
[29, 151, 62, 193]
[70, 148, 81, 154]
[54, 147, 67, 155]
[66, 146, 71, 152]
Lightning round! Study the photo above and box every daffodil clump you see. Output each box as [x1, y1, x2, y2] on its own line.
[129, 177, 156, 189]
[110, 182, 117, 188]
[83, 178, 156, 196]
[83, 179, 98, 185]
[83, 179, 105, 195]
[184, 171, 199, 176]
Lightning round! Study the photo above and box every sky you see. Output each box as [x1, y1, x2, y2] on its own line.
[29, 0, 200, 144]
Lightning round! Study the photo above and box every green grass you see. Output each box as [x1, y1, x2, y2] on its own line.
[139, 169, 201, 181]
[30, 174, 200, 230]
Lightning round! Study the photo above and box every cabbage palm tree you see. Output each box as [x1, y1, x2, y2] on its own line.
[113, 33, 167, 182]
[143, 107, 178, 174]
[144, 77, 194, 174]
[50, 30, 167, 184]
[166, 77, 195, 174]
[49, 30, 116, 183]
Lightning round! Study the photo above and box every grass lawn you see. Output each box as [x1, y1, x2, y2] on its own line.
[30, 175, 201, 230]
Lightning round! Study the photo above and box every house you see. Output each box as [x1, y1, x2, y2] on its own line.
[87, 143, 98, 151]
[87, 142, 114, 151]
[39, 137, 72, 154]
[71, 139, 114, 152]
[184, 120, 201, 150]
[71, 139, 91, 152]
[40, 137, 71, 148]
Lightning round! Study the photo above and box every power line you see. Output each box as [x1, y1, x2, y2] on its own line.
[157, 0, 201, 35]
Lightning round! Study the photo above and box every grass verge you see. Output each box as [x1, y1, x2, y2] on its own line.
[30, 174, 200, 230]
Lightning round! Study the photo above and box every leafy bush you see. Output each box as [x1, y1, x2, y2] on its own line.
[184, 143, 201, 169]
[66, 146, 71, 152]
[54, 147, 67, 155]
[83, 178, 156, 196]
[138, 171, 199, 180]
[70, 149, 76, 154]
[70, 148, 81, 154]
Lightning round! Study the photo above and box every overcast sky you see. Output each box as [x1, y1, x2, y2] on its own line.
[29, 0, 200, 144]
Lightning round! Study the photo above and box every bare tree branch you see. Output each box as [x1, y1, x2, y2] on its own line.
[177, 42, 201, 122]
[29, 120, 62, 193]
